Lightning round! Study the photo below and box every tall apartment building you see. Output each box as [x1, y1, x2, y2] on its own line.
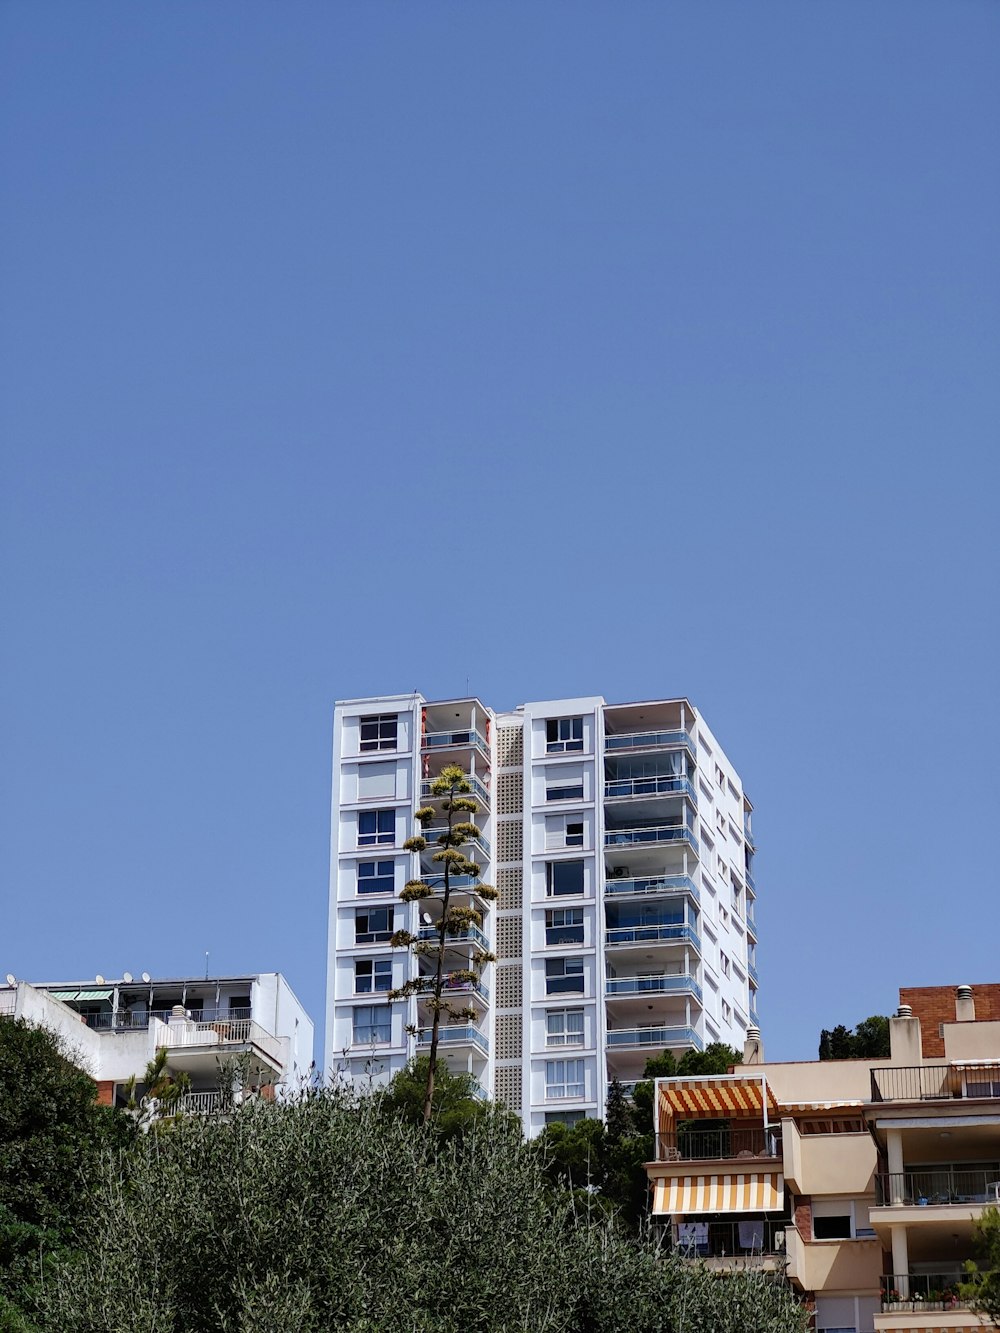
[326, 692, 759, 1134]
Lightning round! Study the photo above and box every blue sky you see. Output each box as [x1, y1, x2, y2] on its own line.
[2, 1, 998, 1066]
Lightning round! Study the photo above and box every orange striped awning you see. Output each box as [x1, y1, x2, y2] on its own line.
[652, 1172, 784, 1216]
[657, 1076, 777, 1135]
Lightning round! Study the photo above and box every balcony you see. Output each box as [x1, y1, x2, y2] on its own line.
[605, 776, 694, 801]
[177, 1090, 226, 1115]
[421, 729, 490, 762]
[880, 1273, 973, 1313]
[674, 1218, 786, 1263]
[745, 869, 756, 892]
[416, 1025, 488, 1055]
[604, 824, 699, 853]
[656, 1127, 780, 1162]
[605, 923, 701, 951]
[606, 974, 702, 1001]
[606, 1026, 703, 1051]
[418, 924, 489, 951]
[421, 827, 492, 861]
[875, 1170, 1000, 1208]
[158, 1017, 282, 1067]
[420, 774, 491, 810]
[417, 976, 490, 1007]
[748, 960, 759, 985]
[870, 1063, 1000, 1102]
[604, 873, 699, 902]
[604, 729, 694, 755]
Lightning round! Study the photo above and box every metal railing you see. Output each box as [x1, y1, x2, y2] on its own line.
[604, 873, 699, 901]
[416, 1025, 488, 1054]
[422, 827, 492, 858]
[605, 729, 694, 753]
[656, 1127, 780, 1162]
[70, 1007, 253, 1032]
[605, 923, 701, 950]
[605, 776, 693, 800]
[606, 975, 702, 1000]
[604, 824, 698, 852]
[420, 775, 491, 808]
[606, 1026, 702, 1050]
[418, 924, 489, 951]
[419, 977, 490, 1005]
[870, 1063, 1000, 1102]
[159, 1018, 282, 1064]
[674, 1219, 786, 1258]
[177, 1091, 226, 1115]
[881, 1273, 975, 1311]
[875, 1170, 1000, 1207]
[421, 729, 490, 756]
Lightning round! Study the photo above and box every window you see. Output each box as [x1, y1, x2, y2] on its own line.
[355, 907, 393, 944]
[355, 959, 392, 993]
[545, 814, 585, 849]
[721, 1000, 732, 1023]
[357, 761, 396, 800]
[546, 1008, 584, 1046]
[715, 764, 725, 788]
[565, 821, 584, 847]
[546, 861, 585, 897]
[545, 957, 584, 995]
[720, 952, 730, 977]
[352, 1004, 391, 1044]
[358, 809, 394, 846]
[360, 714, 397, 752]
[545, 1058, 585, 1099]
[357, 860, 394, 895]
[546, 717, 583, 753]
[546, 766, 584, 801]
[813, 1214, 852, 1240]
[545, 908, 584, 946]
[545, 1110, 586, 1127]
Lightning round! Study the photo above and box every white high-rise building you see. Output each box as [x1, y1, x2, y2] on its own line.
[326, 693, 759, 1134]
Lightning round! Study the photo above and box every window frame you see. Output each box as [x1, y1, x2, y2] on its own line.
[357, 860, 395, 895]
[352, 1003, 391, 1045]
[545, 1007, 585, 1047]
[545, 1057, 585, 1100]
[546, 717, 584, 754]
[359, 714, 398, 752]
[546, 860, 586, 897]
[545, 956, 585, 995]
[358, 808, 395, 847]
[354, 958, 393, 994]
[545, 907, 584, 946]
[355, 906, 393, 944]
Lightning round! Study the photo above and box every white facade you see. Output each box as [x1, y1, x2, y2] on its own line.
[326, 693, 758, 1135]
[4, 971, 314, 1106]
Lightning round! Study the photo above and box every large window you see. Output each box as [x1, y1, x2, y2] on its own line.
[545, 1058, 585, 1099]
[355, 959, 392, 993]
[545, 908, 584, 946]
[546, 1008, 584, 1046]
[355, 907, 393, 944]
[357, 860, 394, 895]
[546, 717, 583, 753]
[352, 1004, 391, 1045]
[545, 957, 584, 995]
[360, 714, 398, 752]
[546, 860, 585, 897]
[546, 765, 584, 801]
[358, 809, 394, 846]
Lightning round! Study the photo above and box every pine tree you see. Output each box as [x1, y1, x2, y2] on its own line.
[388, 764, 497, 1123]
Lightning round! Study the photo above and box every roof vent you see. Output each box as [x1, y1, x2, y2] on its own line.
[957, 985, 973, 1000]
[896, 1004, 913, 1018]
[745, 1025, 761, 1040]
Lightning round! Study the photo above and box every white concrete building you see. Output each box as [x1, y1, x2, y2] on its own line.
[326, 693, 759, 1135]
[2, 971, 313, 1111]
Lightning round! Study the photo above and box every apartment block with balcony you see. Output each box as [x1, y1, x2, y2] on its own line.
[2, 971, 314, 1114]
[325, 691, 758, 1134]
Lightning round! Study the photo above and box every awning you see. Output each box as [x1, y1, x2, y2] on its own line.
[49, 988, 112, 1002]
[657, 1076, 778, 1133]
[49, 989, 81, 1001]
[781, 1100, 863, 1112]
[652, 1172, 784, 1216]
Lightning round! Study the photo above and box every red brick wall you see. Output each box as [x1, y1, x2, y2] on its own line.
[899, 984, 1000, 1058]
[96, 1080, 115, 1107]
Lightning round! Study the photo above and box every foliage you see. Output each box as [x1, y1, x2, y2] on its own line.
[0, 1018, 132, 1327]
[389, 764, 497, 1122]
[632, 1043, 742, 1128]
[960, 1205, 1000, 1325]
[122, 1046, 191, 1131]
[34, 1089, 808, 1333]
[818, 1015, 890, 1061]
[377, 1057, 514, 1142]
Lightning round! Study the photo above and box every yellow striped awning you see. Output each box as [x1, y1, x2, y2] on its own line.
[652, 1172, 783, 1216]
[657, 1076, 777, 1135]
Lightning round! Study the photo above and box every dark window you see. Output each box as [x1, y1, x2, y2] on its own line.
[356, 907, 393, 944]
[565, 822, 584, 847]
[358, 809, 394, 846]
[544, 1110, 587, 1127]
[545, 957, 585, 994]
[547, 861, 585, 897]
[546, 717, 584, 753]
[813, 1214, 852, 1240]
[357, 860, 394, 894]
[545, 908, 584, 945]
[355, 959, 393, 993]
[547, 781, 584, 801]
[360, 714, 398, 752]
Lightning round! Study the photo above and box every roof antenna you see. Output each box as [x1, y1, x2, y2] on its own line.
[204, 951, 209, 980]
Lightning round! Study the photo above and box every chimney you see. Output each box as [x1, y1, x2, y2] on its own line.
[743, 1025, 764, 1065]
[956, 985, 976, 1023]
[889, 1004, 923, 1063]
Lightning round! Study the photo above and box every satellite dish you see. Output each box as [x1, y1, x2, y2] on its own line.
[122, 972, 133, 983]
[422, 912, 432, 924]
[141, 971, 151, 983]
[5, 973, 15, 987]
[95, 974, 105, 985]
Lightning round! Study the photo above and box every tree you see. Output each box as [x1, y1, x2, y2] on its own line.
[818, 1016, 890, 1061]
[122, 1047, 191, 1131]
[961, 1205, 1000, 1325]
[378, 1057, 510, 1143]
[388, 764, 497, 1124]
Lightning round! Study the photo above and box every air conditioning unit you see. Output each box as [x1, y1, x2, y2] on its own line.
[611, 866, 630, 879]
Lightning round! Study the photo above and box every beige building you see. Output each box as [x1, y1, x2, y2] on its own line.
[645, 984, 1000, 1333]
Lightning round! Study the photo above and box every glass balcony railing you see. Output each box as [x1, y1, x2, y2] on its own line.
[604, 730, 694, 753]
[604, 825, 698, 852]
[416, 1025, 489, 1054]
[418, 924, 489, 951]
[748, 960, 758, 984]
[745, 869, 756, 892]
[606, 1026, 702, 1050]
[421, 729, 490, 756]
[420, 774, 491, 808]
[606, 975, 703, 1001]
[605, 776, 694, 800]
[422, 827, 491, 859]
[604, 874, 699, 901]
[605, 923, 701, 950]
